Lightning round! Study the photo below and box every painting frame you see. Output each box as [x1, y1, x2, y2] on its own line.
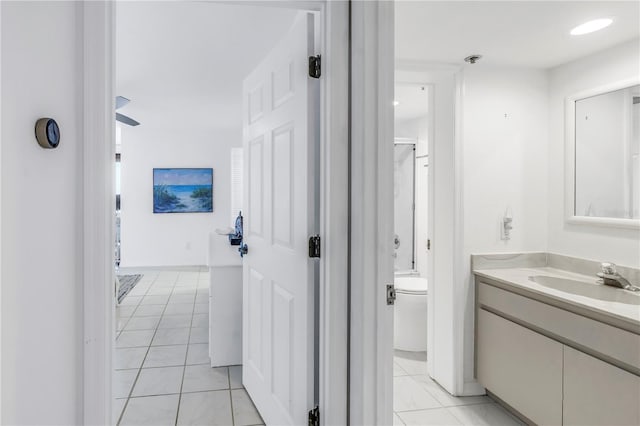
[153, 168, 214, 214]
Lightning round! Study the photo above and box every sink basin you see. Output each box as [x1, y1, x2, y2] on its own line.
[528, 275, 640, 305]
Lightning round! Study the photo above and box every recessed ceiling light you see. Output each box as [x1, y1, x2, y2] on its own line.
[393, 101, 400, 106]
[570, 18, 613, 36]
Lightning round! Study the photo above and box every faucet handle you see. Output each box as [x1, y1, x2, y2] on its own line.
[601, 262, 617, 275]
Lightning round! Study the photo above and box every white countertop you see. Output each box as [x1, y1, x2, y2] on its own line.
[474, 266, 640, 328]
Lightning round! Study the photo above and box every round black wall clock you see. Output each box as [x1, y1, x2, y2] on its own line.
[35, 118, 60, 149]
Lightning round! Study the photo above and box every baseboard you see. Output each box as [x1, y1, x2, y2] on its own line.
[117, 264, 208, 272]
[486, 390, 535, 425]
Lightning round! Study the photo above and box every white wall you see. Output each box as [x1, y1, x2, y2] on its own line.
[548, 39, 640, 267]
[120, 125, 240, 267]
[461, 66, 549, 388]
[1, 2, 82, 423]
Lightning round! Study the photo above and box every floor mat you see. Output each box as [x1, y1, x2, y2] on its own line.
[117, 274, 143, 303]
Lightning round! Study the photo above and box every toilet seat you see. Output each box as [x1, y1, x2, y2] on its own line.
[395, 277, 428, 295]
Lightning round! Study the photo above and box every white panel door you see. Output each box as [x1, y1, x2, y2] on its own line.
[242, 12, 317, 426]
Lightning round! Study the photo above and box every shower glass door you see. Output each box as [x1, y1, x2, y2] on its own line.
[394, 141, 416, 272]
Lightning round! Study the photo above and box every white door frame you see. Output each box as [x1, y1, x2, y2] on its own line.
[348, 1, 395, 424]
[81, 1, 349, 425]
[82, 2, 116, 424]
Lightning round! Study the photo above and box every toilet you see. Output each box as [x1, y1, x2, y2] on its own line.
[393, 275, 428, 352]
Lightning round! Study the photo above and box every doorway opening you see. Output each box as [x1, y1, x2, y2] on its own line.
[390, 70, 521, 426]
[392, 83, 433, 419]
[111, 3, 321, 425]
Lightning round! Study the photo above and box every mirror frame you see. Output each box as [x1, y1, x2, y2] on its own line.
[565, 76, 640, 229]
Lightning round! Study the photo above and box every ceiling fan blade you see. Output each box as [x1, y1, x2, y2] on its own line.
[116, 112, 140, 127]
[115, 96, 131, 110]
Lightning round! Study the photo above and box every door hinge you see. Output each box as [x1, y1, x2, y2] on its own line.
[427, 239, 431, 250]
[309, 55, 321, 79]
[309, 235, 321, 258]
[387, 284, 396, 305]
[308, 406, 320, 426]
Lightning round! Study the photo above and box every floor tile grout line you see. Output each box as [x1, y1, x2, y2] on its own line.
[227, 368, 237, 426]
[229, 389, 237, 426]
[174, 344, 191, 425]
[125, 361, 190, 371]
[393, 411, 407, 425]
[173, 280, 196, 426]
[126, 391, 181, 399]
[177, 269, 208, 423]
[393, 401, 497, 415]
[177, 385, 235, 395]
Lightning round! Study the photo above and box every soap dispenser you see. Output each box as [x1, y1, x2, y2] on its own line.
[501, 207, 513, 241]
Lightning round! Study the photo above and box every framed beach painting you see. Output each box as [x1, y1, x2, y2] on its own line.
[153, 168, 213, 213]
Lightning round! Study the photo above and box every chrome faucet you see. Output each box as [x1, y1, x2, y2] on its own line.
[597, 263, 640, 292]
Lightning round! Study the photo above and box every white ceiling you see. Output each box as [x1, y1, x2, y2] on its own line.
[117, 2, 639, 129]
[396, 1, 640, 69]
[116, 2, 298, 131]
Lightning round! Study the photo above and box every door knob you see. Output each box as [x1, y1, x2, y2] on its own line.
[239, 243, 248, 257]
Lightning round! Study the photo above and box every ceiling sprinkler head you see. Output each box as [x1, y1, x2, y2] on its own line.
[464, 55, 482, 64]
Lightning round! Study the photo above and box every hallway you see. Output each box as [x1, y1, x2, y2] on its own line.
[114, 268, 263, 426]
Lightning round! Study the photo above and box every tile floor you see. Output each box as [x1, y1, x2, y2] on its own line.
[115, 268, 522, 426]
[114, 267, 263, 426]
[393, 351, 524, 426]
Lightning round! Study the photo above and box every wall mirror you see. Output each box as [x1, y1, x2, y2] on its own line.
[566, 77, 640, 229]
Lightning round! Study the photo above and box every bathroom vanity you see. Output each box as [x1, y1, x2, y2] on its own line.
[473, 253, 640, 426]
